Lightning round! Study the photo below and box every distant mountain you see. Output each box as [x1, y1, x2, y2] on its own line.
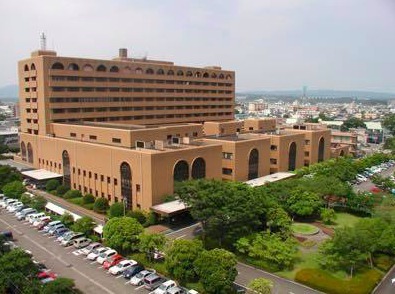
[237, 89, 395, 100]
[0, 85, 18, 100]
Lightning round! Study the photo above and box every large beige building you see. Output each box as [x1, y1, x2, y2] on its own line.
[17, 48, 332, 213]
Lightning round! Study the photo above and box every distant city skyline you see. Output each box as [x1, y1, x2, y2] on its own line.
[0, 0, 394, 92]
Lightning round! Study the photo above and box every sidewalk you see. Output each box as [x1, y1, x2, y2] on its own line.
[27, 187, 106, 225]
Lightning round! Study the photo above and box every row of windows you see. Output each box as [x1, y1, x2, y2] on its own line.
[51, 87, 233, 95]
[51, 105, 232, 114]
[26, 129, 39, 135]
[49, 97, 232, 103]
[51, 76, 233, 87]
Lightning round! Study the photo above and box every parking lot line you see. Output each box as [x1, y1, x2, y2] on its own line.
[115, 275, 123, 279]
[135, 284, 145, 290]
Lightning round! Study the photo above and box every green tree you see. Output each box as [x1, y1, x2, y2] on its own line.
[60, 212, 75, 227]
[383, 114, 395, 136]
[126, 209, 147, 224]
[248, 278, 273, 294]
[103, 217, 143, 253]
[383, 137, 395, 151]
[0, 144, 9, 154]
[286, 190, 322, 217]
[0, 165, 21, 191]
[56, 185, 69, 196]
[42, 277, 77, 294]
[194, 248, 238, 294]
[83, 193, 95, 204]
[64, 189, 82, 199]
[341, 117, 366, 131]
[20, 193, 32, 205]
[266, 207, 292, 235]
[2, 180, 26, 199]
[320, 208, 336, 225]
[165, 239, 203, 283]
[72, 216, 95, 235]
[30, 195, 47, 211]
[93, 197, 109, 213]
[46, 179, 60, 192]
[108, 202, 125, 218]
[139, 233, 166, 261]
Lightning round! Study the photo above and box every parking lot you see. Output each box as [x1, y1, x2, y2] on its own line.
[0, 210, 156, 294]
[353, 161, 395, 193]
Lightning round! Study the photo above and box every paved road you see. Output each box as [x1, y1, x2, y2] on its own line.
[374, 265, 395, 294]
[0, 210, 147, 294]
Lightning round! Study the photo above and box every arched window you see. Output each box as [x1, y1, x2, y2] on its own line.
[68, 63, 79, 71]
[203, 72, 209, 78]
[83, 64, 94, 72]
[318, 137, 325, 162]
[288, 142, 297, 171]
[195, 72, 201, 78]
[120, 162, 132, 210]
[62, 151, 71, 188]
[226, 74, 232, 80]
[97, 65, 107, 72]
[123, 66, 132, 74]
[174, 160, 189, 182]
[192, 158, 206, 179]
[177, 70, 184, 76]
[135, 67, 143, 74]
[211, 73, 217, 78]
[219, 73, 225, 79]
[24, 65, 29, 71]
[30, 64, 36, 70]
[167, 70, 174, 75]
[157, 69, 165, 75]
[146, 68, 154, 74]
[186, 71, 193, 77]
[248, 149, 259, 180]
[339, 150, 345, 157]
[51, 62, 64, 70]
[110, 66, 119, 73]
[21, 142, 26, 161]
[27, 143, 33, 164]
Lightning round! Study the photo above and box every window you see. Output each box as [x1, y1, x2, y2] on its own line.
[249, 127, 253, 131]
[89, 135, 97, 140]
[305, 140, 310, 145]
[304, 151, 310, 157]
[101, 175, 104, 181]
[107, 177, 111, 184]
[192, 158, 206, 179]
[193, 132, 198, 137]
[62, 150, 71, 188]
[94, 173, 98, 180]
[270, 145, 278, 151]
[174, 161, 189, 182]
[136, 184, 141, 192]
[112, 138, 121, 143]
[89, 171, 92, 178]
[222, 168, 233, 175]
[83, 170, 86, 177]
[248, 149, 259, 180]
[78, 169, 81, 175]
[270, 158, 277, 165]
[222, 152, 233, 160]
[70, 133, 76, 137]
[114, 179, 117, 185]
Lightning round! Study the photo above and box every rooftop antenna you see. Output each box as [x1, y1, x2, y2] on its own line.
[40, 32, 47, 50]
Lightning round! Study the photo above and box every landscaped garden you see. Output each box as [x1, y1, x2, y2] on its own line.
[291, 223, 319, 235]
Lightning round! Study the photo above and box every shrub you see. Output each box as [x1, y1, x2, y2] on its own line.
[20, 193, 32, 205]
[64, 190, 82, 199]
[56, 185, 69, 196]
[295, 268, 382, 294]
[93, 197, 109, 213]
[83, 193, 95, 204]
[83, 203, 94, 210]
[60, 212, 75, 227]
[45, 179, 60, 192]
[2, 181, 26, 199]
[144, 212, 158, 227]
[69, 197, 84, 205]
[374, 255, 394, 271]
[72, 216, 95, 235]
[30, 195, 47, 211]
[126, 209, 147, 224]
[108, 202, 125, 218]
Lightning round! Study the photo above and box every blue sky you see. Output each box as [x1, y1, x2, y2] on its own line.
[0, 0, 394, 92]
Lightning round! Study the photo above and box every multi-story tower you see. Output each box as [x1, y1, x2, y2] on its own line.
[19, 48, 235, 136]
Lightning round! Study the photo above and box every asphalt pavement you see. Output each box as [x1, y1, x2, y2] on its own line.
[373, 265, 395, 294]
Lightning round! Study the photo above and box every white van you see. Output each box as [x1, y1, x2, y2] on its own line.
[73, 237, 91, 249]
[33, 216, 51, 227]
[27, 212, 46, 224]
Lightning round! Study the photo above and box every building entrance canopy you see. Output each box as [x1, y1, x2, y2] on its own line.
[151, 200, 189, 217]
[22, 169, 63, 181]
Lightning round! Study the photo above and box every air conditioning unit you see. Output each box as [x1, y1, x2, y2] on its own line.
[135, 140, 145, 149]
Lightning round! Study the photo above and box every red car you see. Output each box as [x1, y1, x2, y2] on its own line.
[37, 271, 57, 280]
[103, 254, 124, 270]
[37, 219, 51, 230]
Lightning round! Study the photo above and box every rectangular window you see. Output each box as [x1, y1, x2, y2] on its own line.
[73, 167, 75, 173]
[78, 169, 81, 175]
[270, 145, 278, 151]
[114, 179, 118, 185]
[89, 135, 97, 140]
[249, 127, 253, 131]
[270, 158, 277, 165]
[193, 132, 198, 137]
[107, 177, 111, 184]
[304, 151, 310, 157]
[59, 164, 61, 169]
[89, 171, 92, 178]
[112, 138, 121, 143]
[95, 191, 98, 197]
[305, 140, 310, 145]
[136, 184, 141, 192]
[114, 197, 118, 203]
[83, 170, 86, 177]
[70, 133, 76, 137]
[222, 168, 233, 175]
[94, 173, 98, 180]
[101, 192, 105, 198]
[73, 183, 76, 189]
[222, 152, 233, 160]
[101, 175, 104, 181]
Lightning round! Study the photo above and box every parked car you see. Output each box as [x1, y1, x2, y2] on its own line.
[130, 270, 156, 286]
[42, 220, 62, 233]
[16, 208, 36, 220]
[56, 230, 74, 242]
[144, 274, 165, 291]
[109, 259, 137, 275]
[33, 216, 51, 227]
[28, 212, 46, 224]
[96, 249, 117, 264]
[1, 198, 17, 209]
[123, 264, 144, 279]
[150, 280, 177, 294]
[37, 219, 52, 230]
[0, 231, 13, 241]
[166, 287, 188, 294]
[7, 202, 22, 212]
[61, 232, 84, 247]
[13, 205, 29, 214]
[73, 237, 91, 249]
[20, 209, 38, 221]
[49, 224, 66, 235]
[79, 242, 101, 256]
[54, 228, 70, 238]
[87, 247, 109, 261]
[103, 254, 124, 270]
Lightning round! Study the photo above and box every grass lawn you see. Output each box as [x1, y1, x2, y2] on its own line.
[330, 212, 364, 228]
[291, 223, 319, 235]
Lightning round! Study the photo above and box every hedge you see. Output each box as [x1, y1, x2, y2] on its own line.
[374, 255, 394, 271]
[295, 268, 382, 294]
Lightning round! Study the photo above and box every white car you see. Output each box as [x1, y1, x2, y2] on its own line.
[7, 202, 22, 212]
[1, 198, 17, 208]
[96, 249, 117, 265]
[150, 280, 177, 294]
[87, 247, 109, 261]
[108, 259, 137, 275]
[28, 212, 46, 224]
[56, 231, 74, 242]
[33, 216, 51, 227]
[130, 270, 156, 286]
[79, 242, 101, 255]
